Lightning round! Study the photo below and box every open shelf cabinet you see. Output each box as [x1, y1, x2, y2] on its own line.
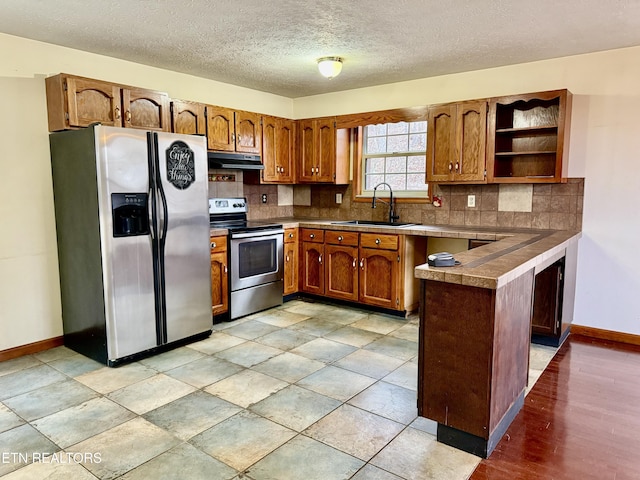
[486, 89, 572, 183]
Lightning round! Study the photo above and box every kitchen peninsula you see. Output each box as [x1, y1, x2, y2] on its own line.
[256, 219, 580, 458]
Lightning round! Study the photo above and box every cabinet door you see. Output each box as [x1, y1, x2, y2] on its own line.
[359, 248, 399, 309]
[206, 106, 235, 151]
[302, 242, 324, 294]
[210, 251, 228, 315]
[235, 110, 262, 154]
[171, 100, 206, 135]
[325, 244, 359, 302]
[65, 77, 122, 128]
[122, 88, 171, 132]
[284, 241, 299, 295]
[297, 119, 316, 182]
[531, 262, 562, 337]
[316, 118, 336, 182]
[276, 118, 296, 183]
[426, 105, 456, 182]
[455, 101, 487, 182]
[262, 116, 279, 182]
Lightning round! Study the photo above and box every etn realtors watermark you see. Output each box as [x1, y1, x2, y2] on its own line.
[2, 452, 102, 464]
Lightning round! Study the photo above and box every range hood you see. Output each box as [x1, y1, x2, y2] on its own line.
[207, 151, 264, 170]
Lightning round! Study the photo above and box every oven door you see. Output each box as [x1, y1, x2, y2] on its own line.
[230, 229, 284, 291]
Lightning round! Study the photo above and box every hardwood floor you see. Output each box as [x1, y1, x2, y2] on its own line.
[470, 334, 640, 480]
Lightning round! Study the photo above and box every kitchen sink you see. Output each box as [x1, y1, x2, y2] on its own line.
[331, 220, 417, 228]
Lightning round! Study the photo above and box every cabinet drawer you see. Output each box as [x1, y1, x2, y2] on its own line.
[284, 228, 298, 243]
[301, 228, 324, 243]
[325, 230, 358, 246]
[360, 233, 399, 251]
[210, 235, 227, 253]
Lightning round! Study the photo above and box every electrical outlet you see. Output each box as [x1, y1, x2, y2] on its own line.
[467, 195, 476, 208]
[336, 193, 343, 204]
[261, 194, 267, 204]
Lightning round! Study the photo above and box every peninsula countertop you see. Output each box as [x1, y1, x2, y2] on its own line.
[215, 217, 581, 290]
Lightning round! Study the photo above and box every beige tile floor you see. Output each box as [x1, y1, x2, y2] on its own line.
[0, 300, 557, 479]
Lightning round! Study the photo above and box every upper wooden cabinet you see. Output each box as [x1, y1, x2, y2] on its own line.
[206, 105, 261, 154]
[297, 117, 350, 184]
[426, 100, 487, 183]
[171, 100, 206, 135]
[486, 89, 572, 183]
[121, 87, 171, 131]
[262, 116, 295, 183]
[45, 74, 170, 132]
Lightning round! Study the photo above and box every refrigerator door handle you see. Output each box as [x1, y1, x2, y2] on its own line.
[147, 132, 165, 345]
[152, 132, 169, 344]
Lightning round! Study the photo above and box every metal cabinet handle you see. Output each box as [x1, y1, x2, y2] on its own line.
[375, 238, 381, 245]
[237, 134, 242, 143]
[352, 258, 357, 268]
[360, 258, 364, 269]
[286, 255, 290, 262]
[224, 265, 228, 273]
[310, 234, 315, 239]
[338, 235, 343, 241]
[115, 106, 121, 120]
[455, 162, 459, 171]
[125, 110, 131, 123]
[319, 254, 322, 264]
[288, 232, 294, 238]
[210, 242, 217, 249]
[449, 163, 453, 171]
[232, 132, 235, 143]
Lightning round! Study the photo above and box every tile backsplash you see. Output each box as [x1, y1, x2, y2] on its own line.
[209, 168, 583, 231]
[292, 179, 584, 231]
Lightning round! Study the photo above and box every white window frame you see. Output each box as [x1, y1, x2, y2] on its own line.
[358, 121, 428, 199]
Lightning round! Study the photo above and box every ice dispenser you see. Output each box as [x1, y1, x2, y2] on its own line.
[111, 193, 149, 237]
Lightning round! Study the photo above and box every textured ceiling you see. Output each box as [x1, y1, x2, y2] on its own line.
[2, 0, 640, 98]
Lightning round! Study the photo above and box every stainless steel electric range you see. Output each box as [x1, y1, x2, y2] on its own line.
[209, 197, 284, 319]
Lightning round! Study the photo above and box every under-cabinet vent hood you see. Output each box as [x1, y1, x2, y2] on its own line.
[207, 151, 263, 170]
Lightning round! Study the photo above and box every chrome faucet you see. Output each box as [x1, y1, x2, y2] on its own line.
[372, 182, 400, 224]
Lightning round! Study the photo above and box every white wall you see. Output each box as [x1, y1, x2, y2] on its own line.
[294, 47, 640, 336]
[1, 33, 639, 352]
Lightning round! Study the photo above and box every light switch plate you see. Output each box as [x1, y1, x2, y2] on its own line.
[336, 193, 343, 204]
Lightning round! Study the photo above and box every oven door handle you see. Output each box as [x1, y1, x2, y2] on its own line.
[231, 229, 284, 239]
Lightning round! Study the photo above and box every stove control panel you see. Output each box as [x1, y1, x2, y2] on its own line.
[209, 197, 248, 215]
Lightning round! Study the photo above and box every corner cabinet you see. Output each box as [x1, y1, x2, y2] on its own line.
[262, 116, 296, 183]
[297, 118, 350, 184]
[486, 89, 572, 183]
[45, 74, 171, 132]
[206, 106, 261, 154]
[210, 235, 228, 317]
[426, 101, 487, 183]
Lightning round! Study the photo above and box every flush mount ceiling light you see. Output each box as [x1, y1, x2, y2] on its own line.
[317, 56, 343, 79]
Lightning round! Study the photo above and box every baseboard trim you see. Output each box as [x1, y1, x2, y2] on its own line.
[571, 325, 640, 347]
[0, 336, 64, 362]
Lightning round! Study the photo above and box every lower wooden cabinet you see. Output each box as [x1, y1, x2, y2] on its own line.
[359, 246, 400, 309]
[283, 228, 299, 295]
[300, 228, 425, 312]
[301, 230, 325, 295]
[210, 235, 228, 316]
[324, 230, 358, 301]
[531, 259, 564, 341]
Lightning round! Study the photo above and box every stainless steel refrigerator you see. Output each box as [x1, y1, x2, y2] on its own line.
[49, 125, 212, 366]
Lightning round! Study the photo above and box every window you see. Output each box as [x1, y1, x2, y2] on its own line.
[360, 121, 428, 198]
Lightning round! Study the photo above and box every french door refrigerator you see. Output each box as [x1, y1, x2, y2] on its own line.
[49, 125, 212, 366]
